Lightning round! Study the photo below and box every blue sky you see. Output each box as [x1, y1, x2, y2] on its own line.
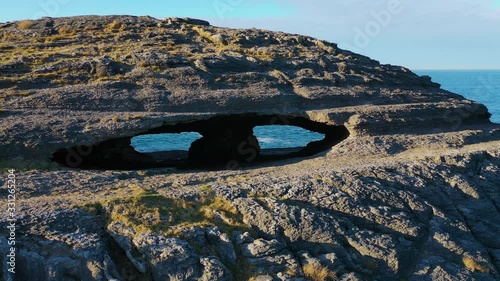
[1, 0, 499, 69]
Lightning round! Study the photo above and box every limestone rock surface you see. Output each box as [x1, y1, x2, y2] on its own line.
[0, 16, 499, 281]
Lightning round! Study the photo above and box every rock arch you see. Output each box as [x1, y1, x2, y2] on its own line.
[52, 114, 350, 170]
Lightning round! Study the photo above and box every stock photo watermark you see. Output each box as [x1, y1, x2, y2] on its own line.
[32, 0, 71, 19]
[342, 0, 404, 53]
[5, 169, 17, 275]
[439, 74, 496, 132]
[213, 0, 243, 19]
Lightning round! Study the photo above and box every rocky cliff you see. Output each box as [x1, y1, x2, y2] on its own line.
[0, 16, 499, 281]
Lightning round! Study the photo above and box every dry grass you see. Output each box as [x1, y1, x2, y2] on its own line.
[2, 31, 24, 41]
[191, 26, 246, 56]
[79, 187, 256, 280]
[201, 196, 239, 219]
[337, 53, 346, 59]
[192, 26, 214, 42]
[302, 263, 336, 281]
[337, 62, 347, 73]
[4, 91, 33, 97]
[58, 26, 78, 36]
[44, 34, 70, 43]
[200, 184, 213, 195]
[106, 20, 123, 32]
[314, 40, 336, 54]
[83, 25, 101, 32]
[248, 192, 266, 199]
[18, 20, 34, 30]
[223, 175, 248, 183]
[463, 256, 489, 273]
[84, 189, 248, 238]
[312, 175, 334, 186]
[123, 113, 143, 121]
[242, 48, 275, 62]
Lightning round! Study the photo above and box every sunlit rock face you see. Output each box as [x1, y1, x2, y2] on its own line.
[0, 15, 491, 166]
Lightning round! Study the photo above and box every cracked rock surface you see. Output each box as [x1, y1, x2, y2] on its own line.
[1, 129, 499, 280]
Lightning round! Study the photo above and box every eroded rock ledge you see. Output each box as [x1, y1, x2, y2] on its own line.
[0, 15, 491, 165]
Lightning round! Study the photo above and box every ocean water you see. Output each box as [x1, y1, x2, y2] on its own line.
[132, 70, 500, 153]
[254, 125, 325, 149]
[415, 70, 500, 123]
[131, 132, 202, 153]
[131, 125, 325, 153]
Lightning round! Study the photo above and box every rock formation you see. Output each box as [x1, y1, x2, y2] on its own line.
[0, 16, 499, 280]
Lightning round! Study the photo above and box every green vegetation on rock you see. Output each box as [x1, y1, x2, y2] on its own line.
[82, 188, 248, 238]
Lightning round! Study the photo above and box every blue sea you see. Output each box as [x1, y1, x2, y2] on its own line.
[415, 70, 500, 123]
[131, 126, 325, 153]
[132, 70, 500, 152]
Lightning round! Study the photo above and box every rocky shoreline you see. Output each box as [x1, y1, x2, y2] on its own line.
[0, 16, 499, 280]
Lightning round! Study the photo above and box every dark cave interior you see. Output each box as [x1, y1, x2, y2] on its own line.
[52, 114, 350, 170]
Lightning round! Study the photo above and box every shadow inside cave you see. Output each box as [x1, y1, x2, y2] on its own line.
[51, 114, 350, 170]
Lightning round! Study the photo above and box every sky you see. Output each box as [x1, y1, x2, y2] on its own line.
[1, 0, 499, 70]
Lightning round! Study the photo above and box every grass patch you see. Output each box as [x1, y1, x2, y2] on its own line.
[248, 191, 266, 199]
[83, 189, 248, 238]
[18, 20, 34, 30]
[44, 34, 72, 43]
[336, 53, 346, 59]
[123, 113, 143, 121]
[57, 26, 78, 36]
[302, 263, 337, 281]
[337, 62, 347, 73]
[192, 26, 216, 43]
[3, 91, 33, 97]
[314, 40, 336, 54]
[191, 26, 257, 57]
[105, 20, 123, 32]
[79, 187, 259, 280]
[200, 184, 213, 195]
[2, 31, 24, 42]
[463, 256, 489, 273]
[224, 175, 248, 183]
[242, 48, 275, 62]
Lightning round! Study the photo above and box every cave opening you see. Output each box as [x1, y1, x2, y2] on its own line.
[52, 115, 350, 170]
[253, 125, 326, 156]
[131, 132, 203, 153]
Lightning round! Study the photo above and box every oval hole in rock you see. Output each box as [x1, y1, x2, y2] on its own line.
[131, 132, 202, 158]
[254, 125, 325, 156]
[51, 115, 350, 170]
[130, 132, 202, 155]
